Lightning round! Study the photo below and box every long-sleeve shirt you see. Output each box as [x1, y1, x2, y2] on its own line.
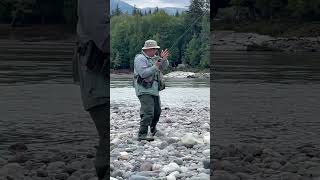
[133, 51, 169, 97]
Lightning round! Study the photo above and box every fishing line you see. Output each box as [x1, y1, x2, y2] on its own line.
[168, 10, 208, 51]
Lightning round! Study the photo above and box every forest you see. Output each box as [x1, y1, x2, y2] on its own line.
[110, 0, 210, 70]
[0, 0, 210, 71]
[0, 0, 77, 26]
[213, 0, 320, 37]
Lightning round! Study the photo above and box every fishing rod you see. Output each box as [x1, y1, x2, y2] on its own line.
[155, 10, 208, 59]
[168, 10, 209, 51]
[152, 10, 209, 90]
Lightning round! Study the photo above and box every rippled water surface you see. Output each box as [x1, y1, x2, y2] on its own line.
[212, 51, 320, 151]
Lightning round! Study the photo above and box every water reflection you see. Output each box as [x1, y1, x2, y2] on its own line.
[213, 51, 320, 84]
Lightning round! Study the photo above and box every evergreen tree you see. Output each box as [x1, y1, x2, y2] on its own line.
[111, 51, 121, 69]
[154, 6, 159, 13]
[187, 0, 205, 35]
[139, 9, 143, 16]
[132, 5, 138, 15]
[183, 34, 201, 67]
[175, 10, 179, 17]
[199, 14, 210, 68]
[110, 2, 210, 70]
[113, 4, 122, 16]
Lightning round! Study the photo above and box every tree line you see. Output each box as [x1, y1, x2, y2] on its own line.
[212, 0, 320, 21]
[111, 0, 210, 70]
[0, 0, 77, 26]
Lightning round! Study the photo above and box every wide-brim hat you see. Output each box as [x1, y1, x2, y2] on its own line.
[142, 39, 160, 50]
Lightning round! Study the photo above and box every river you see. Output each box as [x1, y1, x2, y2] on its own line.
[212, 51, 320, 152]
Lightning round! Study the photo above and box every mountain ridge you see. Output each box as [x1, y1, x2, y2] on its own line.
[110, 0, 188, 15]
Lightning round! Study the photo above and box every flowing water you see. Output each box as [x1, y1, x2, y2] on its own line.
[212, 51, 320, 151]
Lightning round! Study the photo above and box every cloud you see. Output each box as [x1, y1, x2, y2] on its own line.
[122, 0, 190, 8]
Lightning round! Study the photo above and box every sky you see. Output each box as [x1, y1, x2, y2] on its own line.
[121, 0, 190, 8]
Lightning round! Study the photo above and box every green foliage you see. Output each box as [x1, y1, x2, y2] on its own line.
[0, 0, 76, 24]
[184, 34, 201, 67]
[186, 0, 205, 34]
[287, 0, 320, 20]
[63, 0, 77, 25]
[0, 0, 14, 22]
[216, 0, 320, 21]
[111, 0, 210, 70]
[200, 14, 210, 68]
[111, 4, 122, 16]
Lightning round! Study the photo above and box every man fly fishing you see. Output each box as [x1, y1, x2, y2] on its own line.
[133, 40, 170, 141]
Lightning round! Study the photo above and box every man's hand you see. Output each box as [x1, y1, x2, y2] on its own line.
[160, 49, 169, 60]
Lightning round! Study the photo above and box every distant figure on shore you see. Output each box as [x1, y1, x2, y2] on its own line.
[133, 40, 170, 141]
[73, 0, 109, 179]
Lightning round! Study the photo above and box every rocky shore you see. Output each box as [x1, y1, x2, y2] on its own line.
[213, 31, 320, 52]
[212, 144, 320, 180]
[0, 85, 210, 180]
[0, 106, 210, 180]
[109, 102, 210, 180]
[111, 71, 210, 80]
[163, 71, 210, 79]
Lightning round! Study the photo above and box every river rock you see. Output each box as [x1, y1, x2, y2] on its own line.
[281, 162, 298, 173]
[166, 137, 180, 144]
[0, 163, 26, 179]
[152, 164, 162, 171]
[46, 161, 66, 174]
[136, 171, 159, 177]
[68, 160, 82, 171]
[202, 123, 210, 130]
[55, 173, 69, 180]
[80, 173, 95, 180]
[71, 169, 93, 177]
[123, 162, 133, 170]
[0, 158, 7, 167]
[169, 171, 180, 177]
[112, 169, 124, 178]
[173, 158, 183, 166]
[181, 133, 202, 148]
[67, 175, 78, 180]
[305, 166, 320, 177]
[162, 162, 181, 174]
[277, 172, 302, 180]
[203, 132, 210, 144]
[190, 173, 210, 180]
[212, 170, 240, 180]
[140, 162, 153, 171]
[202, 160, 210, 169]
[37, 169, 48, 177]
[166, 174, 176, 180]
[80, 158, 94, 169]
[202, 149, 210, 156]
[130, 175, 150, 180]
[118, 152, 129, 160]
[159, 141, 169, 149]
[111, 138, 121, 145]
[164, 71, 196, 79]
